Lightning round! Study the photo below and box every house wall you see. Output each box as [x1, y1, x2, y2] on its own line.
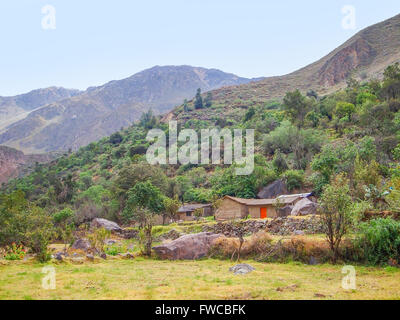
[176, 212, 195, 222]
[215, 198, 248, 221]
[248, 205, 278, 219]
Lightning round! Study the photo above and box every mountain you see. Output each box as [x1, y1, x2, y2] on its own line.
[0, 87, 80, 131]
[0, 66, 260, 154]
[0, 146, 59, 185]
[168, 13, 400, 122]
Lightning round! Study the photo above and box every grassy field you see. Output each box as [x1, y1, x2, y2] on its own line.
[1, 258, 399, 300]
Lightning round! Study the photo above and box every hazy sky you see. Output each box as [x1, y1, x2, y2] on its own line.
[1, 0, 400, 96]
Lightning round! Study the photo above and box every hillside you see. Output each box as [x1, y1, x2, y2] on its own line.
[0, 146, 59, 185]
[0, 66, 259, 154]
[168, 13, 400, 123]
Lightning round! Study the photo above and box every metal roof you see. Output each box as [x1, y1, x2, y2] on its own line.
[178, 203, 212, 213]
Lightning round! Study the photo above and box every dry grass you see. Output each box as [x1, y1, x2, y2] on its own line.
[0, 258, 400, 300]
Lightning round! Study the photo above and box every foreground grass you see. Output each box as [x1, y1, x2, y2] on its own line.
[1, 258, 400, 300]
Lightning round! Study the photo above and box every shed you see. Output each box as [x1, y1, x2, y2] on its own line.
[176, 203, 213, 221]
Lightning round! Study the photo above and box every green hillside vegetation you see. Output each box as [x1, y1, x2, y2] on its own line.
[3, 64, 400, 265]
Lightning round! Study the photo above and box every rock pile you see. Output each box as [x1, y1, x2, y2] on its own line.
[203, 216, 324, 237]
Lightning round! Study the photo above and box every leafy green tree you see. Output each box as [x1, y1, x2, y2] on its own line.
[163, 196, 181, 225]
[204, 92, 213, 108]
[335, 102, 356, 120]
[282, 90, 311, 128]
[194, 88, 204, 109]
[282, 170, 304, 192]
[319, 173, 353, 263]
[123, 181, 165, 255]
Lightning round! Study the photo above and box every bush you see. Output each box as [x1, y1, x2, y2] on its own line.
[354, 218, 400, 265]
[282, 170, 304, 191]
[53, 208, 74, 224]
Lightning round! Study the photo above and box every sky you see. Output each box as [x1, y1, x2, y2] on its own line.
[1, 0, 400, 96]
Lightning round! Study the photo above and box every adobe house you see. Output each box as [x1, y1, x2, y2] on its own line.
[215, 193, 312, 221]
[176, 204, 213, 221]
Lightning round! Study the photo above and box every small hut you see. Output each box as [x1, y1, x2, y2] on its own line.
[176, 204, 213, 221]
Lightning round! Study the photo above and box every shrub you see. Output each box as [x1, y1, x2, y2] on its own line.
[354, 218, 400, 265]
[282, 170, 304, 191]
[53, 208, 74, 225]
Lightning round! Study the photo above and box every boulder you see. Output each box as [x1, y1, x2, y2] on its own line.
[277, 205, 293, 217]
[91, 218, 122, 233]
[86, 254, 94, 262]
[71, 239, 91, 251]
[153, 232, 223, 260]
[229, 264, 255, 275]
[291, 198, 318, 216]
[257, 180, 288, 199]
[120, 253, 134, 259]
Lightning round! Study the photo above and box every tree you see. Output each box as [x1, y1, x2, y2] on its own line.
[163, 196, 181, 225]
[282, 90, 311, 128]
[183, 99, 190, 112]
[123, 181, 165, 256]
[194, 88, 203, 109]
[335, 102, 355, 121]
[204, 92, 213, 108]
[318, 173, 353, 263]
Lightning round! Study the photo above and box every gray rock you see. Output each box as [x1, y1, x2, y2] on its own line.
[86, 254, 94, 262]
[100, 253, 107, 260]
[293, 230, 305, 236]
[153, 232, 223, 260]
[91, 218, 122, 232]
[291, 198, 318, 216]
[120, 253, 134, 259]
[71, 238, 91, 251]
[104, 239, 118, 245]
[54, 252, 64, 261]
[229, 264, 255, 275]
[257, 180, 288, 199]
[277, 205, 293, 217]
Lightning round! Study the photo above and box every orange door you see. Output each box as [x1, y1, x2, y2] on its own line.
[260, 207, 267, 219]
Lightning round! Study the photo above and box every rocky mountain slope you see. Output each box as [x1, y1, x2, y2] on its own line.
[0, 66, 259, 153]
[169, 13, 400, 122]
[0, 146, 58, 185]
[0, 87, 80, 130]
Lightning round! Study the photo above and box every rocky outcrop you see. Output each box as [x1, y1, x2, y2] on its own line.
[291, 199, 318, 216]
[291, 198, 318, 216]
[71, 239, 91, 251]
[277, 206, 294, 217]
[257, 180, 288, 199]
[318, 38, 376, 86]
[153, 232, 223, 260]
[90, 218, 123, 233]
[0, 145, 56, 184]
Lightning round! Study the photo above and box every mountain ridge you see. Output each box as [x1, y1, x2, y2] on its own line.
[0, 66, 260, 153]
